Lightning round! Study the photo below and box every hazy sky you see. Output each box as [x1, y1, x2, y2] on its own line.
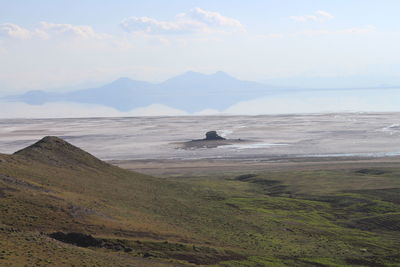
[1, 0, 400, 95]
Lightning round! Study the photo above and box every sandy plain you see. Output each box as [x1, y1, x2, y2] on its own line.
[1, 112, 400, 175]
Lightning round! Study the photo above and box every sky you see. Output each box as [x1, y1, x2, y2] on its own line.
[1, 0, 400, 117]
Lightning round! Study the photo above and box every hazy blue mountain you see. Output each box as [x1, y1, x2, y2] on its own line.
[154, 71, 273, 111]
[6, 71, 278, 112]
[64, 78, 157, 111]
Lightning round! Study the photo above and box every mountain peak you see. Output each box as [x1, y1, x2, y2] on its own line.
[114, 77, 133, 82]
[212, 71, 232, 77]
[38, 136, 67, 144]
[110, 77, 135, 85]
[14, 136, 106, 168]
[17, 136, 71, 152]
[163, 71, 237, 85]
[183, 71, 198, 75]
[105, 77, 152, 90]
[180, 71, 206, 77]
[179, 71, 234, 78]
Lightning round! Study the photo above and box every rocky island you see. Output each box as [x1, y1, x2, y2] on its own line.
[178, 130, 248, 149]
[205, 131, 226, 141]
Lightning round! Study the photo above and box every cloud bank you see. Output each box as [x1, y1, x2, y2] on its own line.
[290, 10, 334, 22]
[296, 25, 376, 37]
[0, 23, 32, 39]
[0, 22, 109, 40]
[120, 7, 244, 35]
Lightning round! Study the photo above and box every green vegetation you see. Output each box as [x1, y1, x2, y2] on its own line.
[1, 137, 400, 266]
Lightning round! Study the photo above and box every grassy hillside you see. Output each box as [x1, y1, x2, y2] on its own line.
[1, 137, 400, 266]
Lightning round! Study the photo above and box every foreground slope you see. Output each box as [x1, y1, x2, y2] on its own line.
[1, 136, 400, 266]
[0, 137, 245, 266]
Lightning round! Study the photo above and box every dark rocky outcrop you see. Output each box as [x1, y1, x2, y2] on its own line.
[205, 131, 225, 141]
[49, 232, 133, 252]
[179, 131, 250, 149]
[355, 169, 387, 175]
[49, 232, 101, 247]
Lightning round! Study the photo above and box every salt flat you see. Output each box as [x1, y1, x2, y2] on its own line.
[1, 112, 400, 161]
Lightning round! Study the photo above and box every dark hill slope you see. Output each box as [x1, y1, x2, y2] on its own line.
[2, 136, 186, 235]
[14, 136, 107, 168]
[2, 137, 166, 234]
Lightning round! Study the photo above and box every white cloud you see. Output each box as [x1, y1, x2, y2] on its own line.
[120, 17, 187, 34]
[339, 25, 377, 34]
[0, 22, 109, 40]
[0, 23, 32, 39]
[181, 7, 244, 29]
[120, 7, 244, 35]
[315, 10, 335, 20]
[0, 102, 187, 118]
[37, 22, 110, 40]
[296, 25, 376, 36]
[290, 10, 334, 22]
[257, 25, 376, 40]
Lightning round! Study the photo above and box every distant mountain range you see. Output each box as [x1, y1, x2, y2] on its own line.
[6, 71, 282, 112]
